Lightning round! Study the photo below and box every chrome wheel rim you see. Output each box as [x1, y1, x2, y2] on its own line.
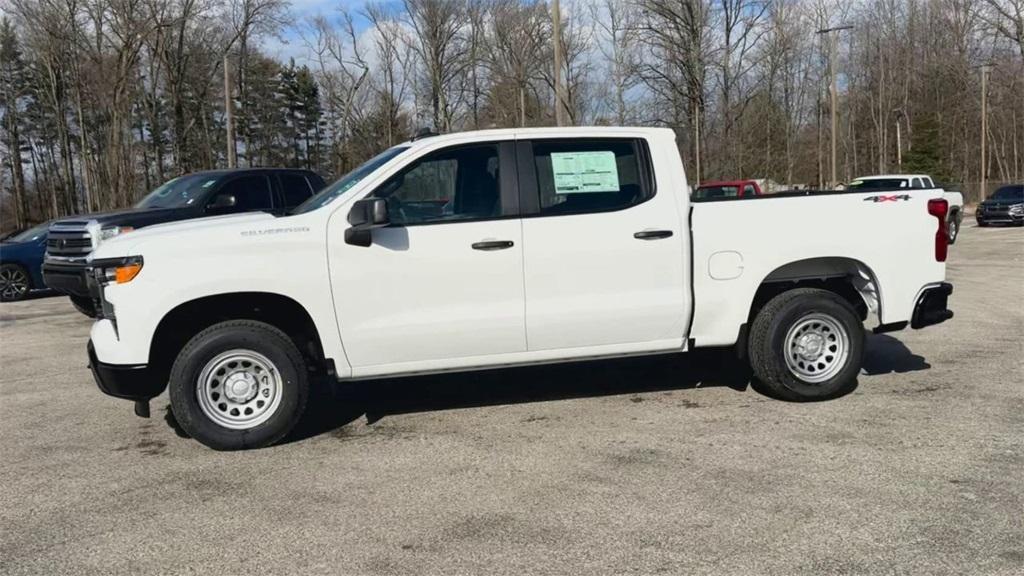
[948, 219, 957, 240]
[0, 267, 29, 301]
[784, 313, 849, 383]
[196, 350, 283, 430]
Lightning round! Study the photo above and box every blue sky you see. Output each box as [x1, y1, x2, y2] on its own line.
[261, 0, 379, 64]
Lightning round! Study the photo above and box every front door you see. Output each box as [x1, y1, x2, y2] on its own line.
[329, 141, 526, 375]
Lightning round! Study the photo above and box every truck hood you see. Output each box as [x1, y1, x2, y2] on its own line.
[53, 206, 195, 229]
[92, 212, 279, 258]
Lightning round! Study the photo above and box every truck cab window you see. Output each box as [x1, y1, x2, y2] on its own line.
[531, 139, 650, 215]
[374, 145, 501, 225]
[279, 173, 314, 208]
[214, 175, 273, 212]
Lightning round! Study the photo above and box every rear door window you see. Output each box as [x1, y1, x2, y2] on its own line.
[528, 139, 651, 215]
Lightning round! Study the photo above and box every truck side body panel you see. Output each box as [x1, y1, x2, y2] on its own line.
[689, 191, 947, 346]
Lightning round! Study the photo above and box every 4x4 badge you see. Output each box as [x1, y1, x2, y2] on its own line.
[863, 194, 912, 202]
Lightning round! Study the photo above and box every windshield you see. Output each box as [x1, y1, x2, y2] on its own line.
[991, 185, 1023, 201]
[693, 185, 740, 200]
[4, 222, 49, 243]
[292, 146, 409, 214]
[848, 178, 908, 189]
[136, 174, 222, 209]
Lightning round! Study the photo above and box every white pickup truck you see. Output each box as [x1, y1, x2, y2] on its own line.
[84, 127, 954, 450]
[849, 174, 965, 243]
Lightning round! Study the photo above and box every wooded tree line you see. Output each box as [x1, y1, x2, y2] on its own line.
[1, 0, 1022, 230]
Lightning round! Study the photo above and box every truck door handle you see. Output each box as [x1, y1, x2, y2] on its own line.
[471, 240, 514, 251]
[634, 230, 674, 240]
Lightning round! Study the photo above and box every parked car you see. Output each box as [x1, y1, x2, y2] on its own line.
[692, 179, 763, 200]
[82, 127, 955, 450]
[848, 174, 965, 243]
[976, 184, 1024, 227]
[44, 168, 325, 316]
[0, 222, 50, 302]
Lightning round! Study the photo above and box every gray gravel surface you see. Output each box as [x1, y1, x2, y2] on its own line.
[1, 223, 1022, 575]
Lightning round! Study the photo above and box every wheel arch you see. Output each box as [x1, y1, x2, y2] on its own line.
[149, 292, 330, 382]
[749, 256, 881, 325]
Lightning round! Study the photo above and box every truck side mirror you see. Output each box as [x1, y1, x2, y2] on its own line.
[207, 193, 237, 212]
[345, 197, 389, 247]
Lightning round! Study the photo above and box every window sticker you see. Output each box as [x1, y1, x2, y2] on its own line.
[551, 151, 620, 193]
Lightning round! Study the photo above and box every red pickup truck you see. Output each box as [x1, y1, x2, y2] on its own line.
[693, 180, 763, 200]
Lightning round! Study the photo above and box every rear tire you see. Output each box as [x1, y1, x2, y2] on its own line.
[947, 214, 960, 244]
[748, 288, 864, 401]
[69, 294, 97, 317]
[0, 264, 31, 302]
[169, 320, 309, 450]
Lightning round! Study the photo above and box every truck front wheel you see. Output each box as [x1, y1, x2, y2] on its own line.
[169, 320, 309, 450]
[748, 288, 864, 401]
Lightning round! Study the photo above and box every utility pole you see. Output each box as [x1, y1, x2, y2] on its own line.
[552, 0, 568, 126]
[893, 108, 904, 169]
[817, 25, 853, 187]
[980, 64, 988, 202]
[224, 54, 237, 168]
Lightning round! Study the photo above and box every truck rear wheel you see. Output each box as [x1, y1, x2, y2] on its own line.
[169, 320, 309, 450]
[748, 288, 864, 401]
[947, 214, 960, 244]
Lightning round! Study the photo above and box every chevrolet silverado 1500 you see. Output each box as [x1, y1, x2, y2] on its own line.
[84, 127, 954, 450]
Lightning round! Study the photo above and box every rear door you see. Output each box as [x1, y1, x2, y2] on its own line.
[518, 137, 688, 351]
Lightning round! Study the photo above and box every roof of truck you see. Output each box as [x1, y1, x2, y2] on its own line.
[400, 126, 676, 148]
[855, 174, 932, 180]
[697, 180, 758, 187]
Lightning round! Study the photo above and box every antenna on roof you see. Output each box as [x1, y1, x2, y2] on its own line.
[412, 127, 438, 141]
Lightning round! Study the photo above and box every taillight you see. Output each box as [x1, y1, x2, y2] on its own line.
[928, 198, 948, 262]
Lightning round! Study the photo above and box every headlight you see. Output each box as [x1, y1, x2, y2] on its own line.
[99, 225, 134, 242]
[91, 255, 144, 285]
[1009, 204, 1024, 214]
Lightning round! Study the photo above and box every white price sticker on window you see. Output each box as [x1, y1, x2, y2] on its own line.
[551, 151, 620, 194]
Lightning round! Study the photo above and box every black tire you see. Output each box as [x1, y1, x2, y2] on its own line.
[977, 220, 989, 227]
[748, 288, 864, 401]
[69, 294, 98, 317]
[947, 214, 960, 244]
[0, 263, 32, 302]
[168, 320, 309, 450]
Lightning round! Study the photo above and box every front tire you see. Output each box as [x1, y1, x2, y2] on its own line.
[748, 288, 864, 401]
[0, 263, 31, 302]
[169, 320, 309, 450]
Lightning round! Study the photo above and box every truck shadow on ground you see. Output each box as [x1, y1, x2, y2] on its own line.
[162, 336, 929, 443]
[285, 348, 753, 443]
[861, 333, 931, 375]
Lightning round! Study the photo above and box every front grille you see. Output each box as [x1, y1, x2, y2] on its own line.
[47, 228, 94, 257]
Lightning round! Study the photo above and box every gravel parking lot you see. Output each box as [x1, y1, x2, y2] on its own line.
[1, 224, 1021, 576]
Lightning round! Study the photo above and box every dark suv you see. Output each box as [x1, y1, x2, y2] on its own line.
[976, 184, 1024, 227]
[44, 168, 325, 315]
